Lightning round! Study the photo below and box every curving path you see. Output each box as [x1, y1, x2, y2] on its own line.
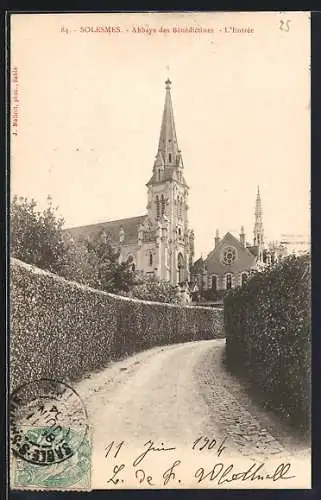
[74, 339, 310, 488]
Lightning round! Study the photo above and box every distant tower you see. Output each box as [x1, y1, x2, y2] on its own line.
[253, 186, 264, 261]
[145, 79, 192, 285]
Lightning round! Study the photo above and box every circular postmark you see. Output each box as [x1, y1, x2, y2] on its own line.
[10, 379, 88, 467]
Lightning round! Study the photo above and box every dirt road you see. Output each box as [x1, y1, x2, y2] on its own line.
[74, 339, 310, 488]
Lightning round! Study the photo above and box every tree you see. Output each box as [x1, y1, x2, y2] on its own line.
[10, 195, 65, 273]
[10, 195, 191, 302]
[59, 234, 100, 288]
[123, 273, 185, 304]
[86, 232, 137, 293]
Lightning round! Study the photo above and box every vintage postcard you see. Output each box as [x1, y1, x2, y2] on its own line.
[9, 11, 311, 490]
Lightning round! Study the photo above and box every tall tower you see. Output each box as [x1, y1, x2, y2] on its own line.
[145, 79, 192, 285]
[253, 186, 264, 261]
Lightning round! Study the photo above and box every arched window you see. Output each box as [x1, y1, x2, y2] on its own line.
[178, 197, 183, 218]
[161, 194, 165, 216]
[178, 253, 184, 284]
[155, 196, 160, 219]
[100, 230, 107, 243]
[132, 263, 135, 272]
[242, 273, 248, 286]
[212, 275, 217, 291]
[149, 252, 153, 266]
[178, 227, 181, 237]
[119, 226, 125, 243]
[157, 169, 161, 181]
[169, 153, 172, 163]
[226, 274, 232, 290]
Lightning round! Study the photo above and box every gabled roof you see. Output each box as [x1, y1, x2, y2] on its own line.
[204, 232, 257, 274]
[64, 215, 146, 245]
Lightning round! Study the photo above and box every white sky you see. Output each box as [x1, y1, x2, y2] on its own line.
[11, 12, 310, 257]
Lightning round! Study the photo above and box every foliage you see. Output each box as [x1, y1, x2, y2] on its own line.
[86, 233, 137, 293]
[199, 289, 226, 302]
[59, 234, 100, 289]
[10, 259, 224, 391]
[11, 196, 194, 302]
[10, 196, 137, 295]
[224, 254, 311, 433]
[10, 195, 65, 274]
[121, 273, 187, 304]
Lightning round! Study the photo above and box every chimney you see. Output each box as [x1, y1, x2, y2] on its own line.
[240, 226, 245, 247]
[215, 229, 220, 248]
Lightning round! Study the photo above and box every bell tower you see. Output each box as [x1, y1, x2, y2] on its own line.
[253, 186, 264, 262]
[146, 79, 192, 285]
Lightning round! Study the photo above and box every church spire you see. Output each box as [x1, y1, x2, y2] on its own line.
[253, 186, 264, 247]
[157, 79, 181, 167]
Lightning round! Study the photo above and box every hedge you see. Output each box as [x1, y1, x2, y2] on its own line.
[10, 259, 224, 391]
[224, 254, 311, 432]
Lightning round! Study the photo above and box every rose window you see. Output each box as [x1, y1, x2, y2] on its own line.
[223, 247, 237, 265]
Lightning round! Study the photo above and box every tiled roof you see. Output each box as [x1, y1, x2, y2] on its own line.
[64, 215, 146, 245]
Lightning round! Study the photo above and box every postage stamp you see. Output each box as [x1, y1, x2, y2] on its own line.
[10, 379, 91, 490]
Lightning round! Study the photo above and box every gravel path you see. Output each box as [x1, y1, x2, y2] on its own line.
[73, 339, 310, 489]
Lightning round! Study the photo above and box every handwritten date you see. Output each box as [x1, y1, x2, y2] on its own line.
[104, 437, 296, 487]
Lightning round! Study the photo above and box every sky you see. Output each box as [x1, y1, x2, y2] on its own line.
[11, 12, 310, 257]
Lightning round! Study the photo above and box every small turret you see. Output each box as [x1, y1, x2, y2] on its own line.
[240, 225, 245, 247]
[215, 229, 220, 248]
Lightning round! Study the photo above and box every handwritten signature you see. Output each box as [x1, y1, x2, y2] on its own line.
[195, 461, 295, 484]
[104, 437, 296, 487]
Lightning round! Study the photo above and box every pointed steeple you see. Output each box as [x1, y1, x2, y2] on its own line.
[147, 79, 186, 187]
[253, 186, 264, 247]
[157, 78, 180, 166]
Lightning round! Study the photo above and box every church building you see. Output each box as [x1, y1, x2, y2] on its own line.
[191, 187, 269, 296]
[66, 79, 195, 286]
